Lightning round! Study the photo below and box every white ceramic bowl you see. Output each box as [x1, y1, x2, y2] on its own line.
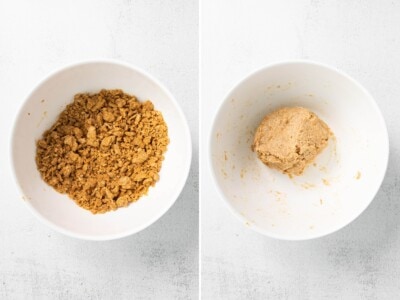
[210, 61, 389, 240]
[11, 60, 191, 240]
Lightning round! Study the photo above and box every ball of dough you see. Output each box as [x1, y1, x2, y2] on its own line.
[252, 107, 331, 176]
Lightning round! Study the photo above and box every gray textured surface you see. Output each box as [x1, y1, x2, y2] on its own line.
[201, 0, 400, 299]
[0, 0, 198, 299]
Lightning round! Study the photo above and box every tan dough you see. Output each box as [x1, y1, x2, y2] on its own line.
[252, 107, 331, 176]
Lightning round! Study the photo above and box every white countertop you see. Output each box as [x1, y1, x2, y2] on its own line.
[201, 0, 400, 299]
[0, 0, 198, 299]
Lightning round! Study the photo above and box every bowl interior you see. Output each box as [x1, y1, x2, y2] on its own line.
[210, 62, 388, 240]
[12, 61, 191, 240]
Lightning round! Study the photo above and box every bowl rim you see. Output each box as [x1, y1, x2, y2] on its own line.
[10, 58, 192, 241]
[208, 59, 389, 241]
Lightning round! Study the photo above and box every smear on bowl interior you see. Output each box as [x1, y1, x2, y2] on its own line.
[252, 106, 332, 177]
[36, 89, 169, 214]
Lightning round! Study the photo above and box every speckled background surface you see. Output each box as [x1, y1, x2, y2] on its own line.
[201, 0, 400, 299]
[0, 0, 198, 299]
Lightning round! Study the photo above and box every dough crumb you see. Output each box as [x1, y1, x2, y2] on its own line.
[252, 106, 332, 176]
[36, 89, 169, 214]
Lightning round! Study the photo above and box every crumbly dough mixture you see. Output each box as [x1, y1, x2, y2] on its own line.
[36, 89, 169, 213]
[252, 106, 331, 176]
